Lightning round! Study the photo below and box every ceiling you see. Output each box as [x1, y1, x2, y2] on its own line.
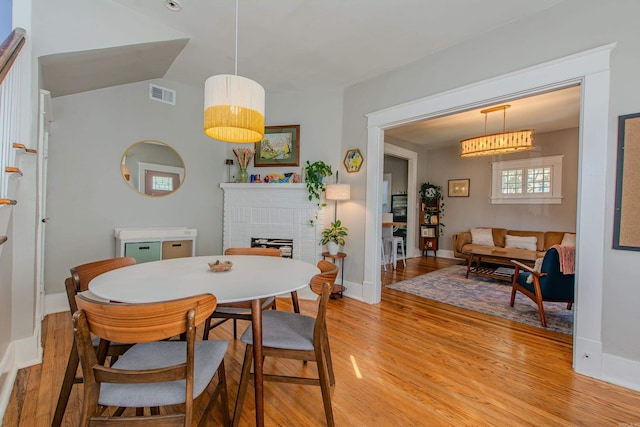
[385, 85, 581, 148]
[39, 0, 578, 146]
[41, 0, 565, 96]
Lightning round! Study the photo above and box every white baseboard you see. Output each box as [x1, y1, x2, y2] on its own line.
[602, 353, 640, 392]
[342, 281, 363, 302]
[0, 335, 42, 422]
[45, 292, 69, 315]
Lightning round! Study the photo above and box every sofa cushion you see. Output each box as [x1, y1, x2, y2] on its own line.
[544, 231, 566, 250]
[507, 230, 545, 251]
[471, 228, 494, 246]
[505, 235, 537, 251]
[561, 233, 576, 247]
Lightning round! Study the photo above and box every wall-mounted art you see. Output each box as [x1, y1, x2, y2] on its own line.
[344, 148, 363, 173]
[254, 125, 300, 167]
[613, 113, 640, 250]
[448, 179, 470, 197]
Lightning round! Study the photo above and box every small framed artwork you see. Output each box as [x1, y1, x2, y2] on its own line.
[448, 178, 470, 197]
[254, 125, 300, 167]
[344, 148, 364, 173]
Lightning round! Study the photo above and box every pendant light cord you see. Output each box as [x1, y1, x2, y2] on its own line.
[234, 0, 239, 76]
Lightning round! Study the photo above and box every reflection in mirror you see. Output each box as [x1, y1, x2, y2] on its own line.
[121, 140, 185, 197]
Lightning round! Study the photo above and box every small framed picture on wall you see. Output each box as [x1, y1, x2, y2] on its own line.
[448, 179, 470, 197]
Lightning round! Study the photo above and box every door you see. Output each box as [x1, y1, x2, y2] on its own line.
[35, 90, 52, 331]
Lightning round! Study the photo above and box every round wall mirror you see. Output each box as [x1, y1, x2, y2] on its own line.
[121, 140, 186, 197]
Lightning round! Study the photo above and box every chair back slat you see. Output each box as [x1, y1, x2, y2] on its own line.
[75, 294, 217, 343]
[71, 257, 137, 293]
[224, 247, 281, 257]
[93, 363, 187, 385]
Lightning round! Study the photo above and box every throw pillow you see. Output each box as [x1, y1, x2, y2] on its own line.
[505, 235, 538, 251]
[470, 228, 494, 246]
[561, 232, 576, 247]
[526, 257, 544, 284]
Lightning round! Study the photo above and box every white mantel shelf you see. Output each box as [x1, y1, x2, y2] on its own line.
[220, 183, 305, 189]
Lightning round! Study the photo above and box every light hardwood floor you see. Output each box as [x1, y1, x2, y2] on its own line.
[4, 256, 640, 426]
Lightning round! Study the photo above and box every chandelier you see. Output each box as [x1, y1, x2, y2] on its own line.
[203, 0, 265, 143]
[460, 105, 534, 157]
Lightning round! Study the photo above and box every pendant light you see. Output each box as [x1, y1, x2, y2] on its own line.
[204, 0, 265, 143]
[460, 105, 534, 157]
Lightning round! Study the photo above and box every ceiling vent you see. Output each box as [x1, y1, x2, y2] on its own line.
[149, 84, 176, 105]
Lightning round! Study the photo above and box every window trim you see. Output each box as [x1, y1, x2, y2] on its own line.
[491, 155, 563, 204]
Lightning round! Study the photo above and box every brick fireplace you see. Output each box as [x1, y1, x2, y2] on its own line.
[220, 183, 324, 265]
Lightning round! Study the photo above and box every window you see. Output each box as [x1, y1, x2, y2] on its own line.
[491, 155, 563, 204]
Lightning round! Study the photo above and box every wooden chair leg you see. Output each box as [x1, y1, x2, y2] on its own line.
[150, 407, 160, 415]
[291, 291, 300, 314]
[51, 340, 80, 427]
[197, 360, 230, 427]
[202, 318, 211, 340]
[233, 319, 237, 340]
[232, 345, 254, 427]
[315, 347, 335, 427]
[567, 302, 573, 310]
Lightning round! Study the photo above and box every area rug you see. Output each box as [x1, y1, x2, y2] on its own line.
[386, 265, 573, 335]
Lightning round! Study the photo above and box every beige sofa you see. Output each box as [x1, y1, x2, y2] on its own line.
[452, 228, 569, 267]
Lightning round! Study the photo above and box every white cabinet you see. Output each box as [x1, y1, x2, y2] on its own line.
[115, 227, 197, 263]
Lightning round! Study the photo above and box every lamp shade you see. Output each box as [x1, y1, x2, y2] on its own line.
[460, 129, 535, 157]
[204, 74, 265, 143]
[325, 184, 351, 201]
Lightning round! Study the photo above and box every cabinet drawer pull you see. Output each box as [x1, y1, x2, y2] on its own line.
[172, 243, 182, 247]
[139, 246, 150, 250]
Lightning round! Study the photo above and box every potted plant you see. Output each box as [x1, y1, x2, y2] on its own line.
[304, 160, 333, 202]
[304, 160, 333, 225]
[419, 182, 445, 235]
[321, 220, 348, 255]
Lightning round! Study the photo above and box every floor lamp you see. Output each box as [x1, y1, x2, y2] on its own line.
[325, 174, 351, 223]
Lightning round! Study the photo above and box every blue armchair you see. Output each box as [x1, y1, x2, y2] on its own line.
[510, 247, 574, 327]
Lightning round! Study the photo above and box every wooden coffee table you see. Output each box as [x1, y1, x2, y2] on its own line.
[464, 247, 517, 282]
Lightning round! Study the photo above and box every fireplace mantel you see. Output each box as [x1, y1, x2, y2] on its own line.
[220, 183, 305, 190]
[220, 183, 323, 265]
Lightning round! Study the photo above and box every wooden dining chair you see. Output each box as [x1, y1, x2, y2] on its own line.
[232, 272, 338, 426]
[52, 256, 137, 427]
[203, 247, 296, 340]
[73, 293, 230, 426]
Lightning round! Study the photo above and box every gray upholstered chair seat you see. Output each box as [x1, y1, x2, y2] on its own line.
[214, 297, 275, 315]
[99, 340, 228, 407]
[240, 310, 315, 351]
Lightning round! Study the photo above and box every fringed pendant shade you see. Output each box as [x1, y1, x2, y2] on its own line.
[204, 74, 265, 143]
[203, 0, 265, 143]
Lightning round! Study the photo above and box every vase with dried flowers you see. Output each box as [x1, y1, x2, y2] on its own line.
[233, 148, 254, 183]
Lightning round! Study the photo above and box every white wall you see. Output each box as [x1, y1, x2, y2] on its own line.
[426, 128, 579, 251]
[44, 82, 344, 296]
[340, 0, 640, 367]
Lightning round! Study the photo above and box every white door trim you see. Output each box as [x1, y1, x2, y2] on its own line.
[384, 143, 418, 258]
[364, 43, 616, 381]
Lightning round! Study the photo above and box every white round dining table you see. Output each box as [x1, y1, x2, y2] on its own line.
[89, 255, 320, 427]
[89, 255, 319, 304]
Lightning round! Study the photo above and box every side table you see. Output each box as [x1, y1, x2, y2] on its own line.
[321, 251, 346, 298]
